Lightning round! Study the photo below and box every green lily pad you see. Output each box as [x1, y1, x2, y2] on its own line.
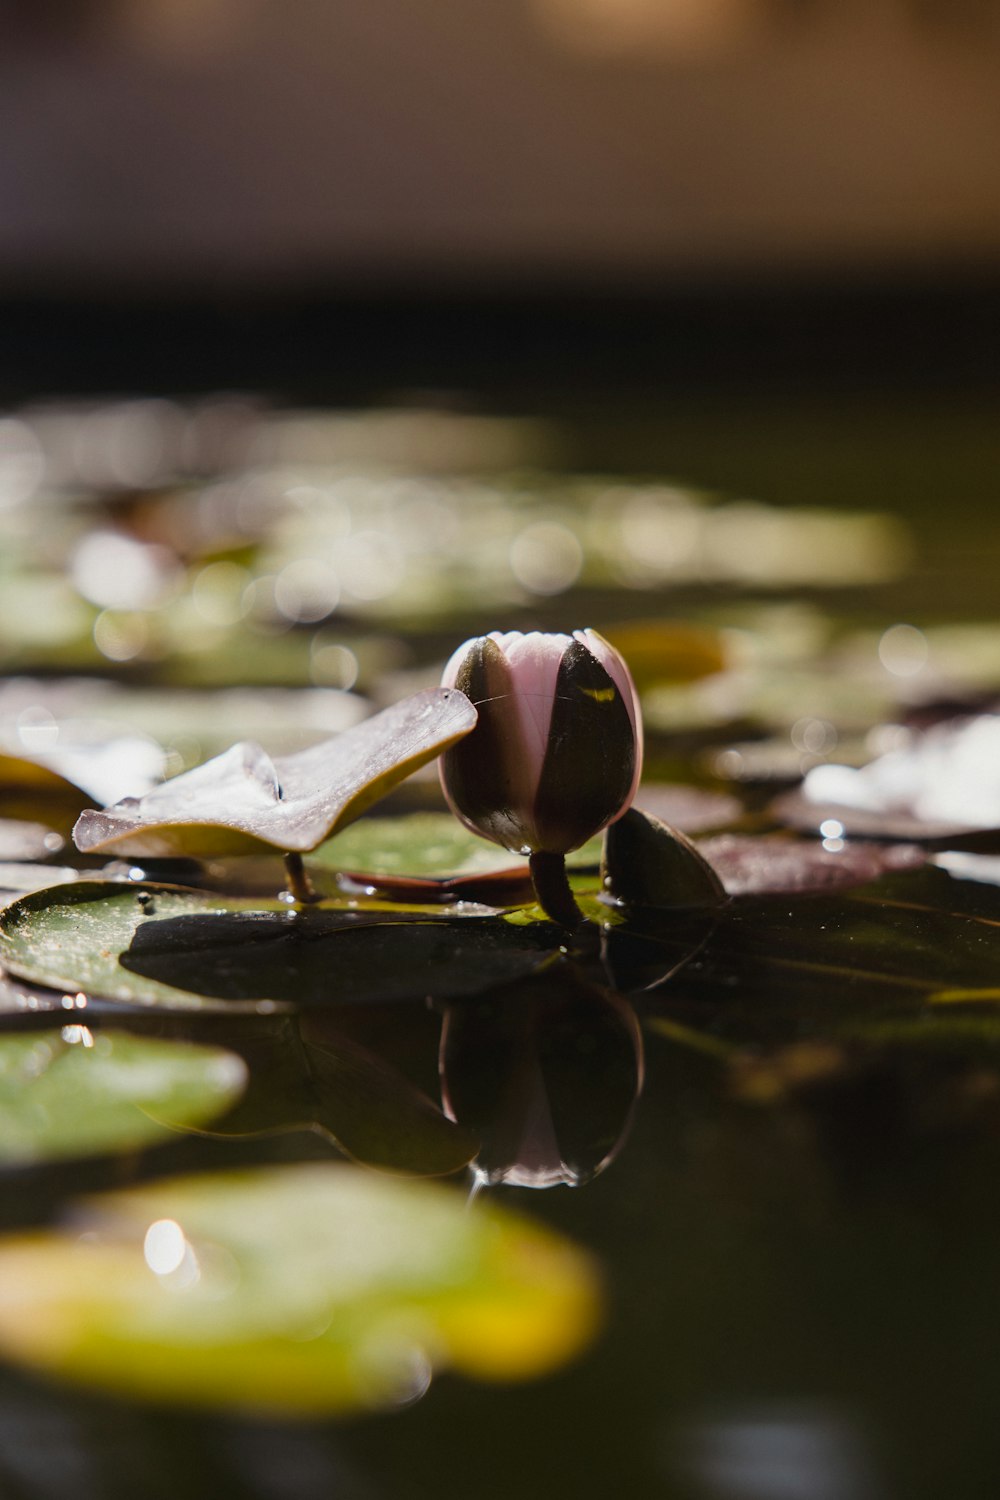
[0, 881, 560, 1010]
[313, 812, 538, 879]
[312, 816, 500, 882]
[73, 687, 477, 859]
[0, 1163, 601, 1414]
[0, 1029, 246, 1164]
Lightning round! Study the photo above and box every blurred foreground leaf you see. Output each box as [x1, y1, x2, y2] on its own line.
[73, 688, 476, 858]
[0, 1164, 601, 1415]
[0, 1030, 246, 1165]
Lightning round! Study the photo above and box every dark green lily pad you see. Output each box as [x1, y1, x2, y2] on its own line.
[0, 1163, 601, 1414]
[0, 1029, 246, 1165]
[0, 881, 560, 1011]
[658, 867, 1000, 1036]
[73, 688, 477, 859]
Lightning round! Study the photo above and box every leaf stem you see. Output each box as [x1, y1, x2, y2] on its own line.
[283, 851, 317, 905]
[529, 851, 586, 930]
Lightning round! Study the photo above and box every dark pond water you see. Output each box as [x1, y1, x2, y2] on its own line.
[1, 381, 999, 1499]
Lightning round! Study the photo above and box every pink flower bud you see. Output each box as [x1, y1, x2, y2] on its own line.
[439, 629, 643, 855]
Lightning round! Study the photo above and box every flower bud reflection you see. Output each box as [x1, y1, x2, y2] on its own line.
[439, 969, 644, 1189]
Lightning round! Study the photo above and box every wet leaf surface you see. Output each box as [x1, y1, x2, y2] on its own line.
[0, 1163, 601, 1415]
[310, 811, 545, 879]
[0, 882, 562, 1011]
[656, 866, 1000, 1035]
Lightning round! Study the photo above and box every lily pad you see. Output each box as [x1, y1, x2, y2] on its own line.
[699, 835, 925, 897]
[311, 812, 538, 880]
[662, 867, 1000, 1027]
[0, 1029, 246, 1165]
[774, 715, 1000, 847]
[0, 734, 165, 808]
[73, 688, 477, 859]
[0, 882, 560, 1011]
[0, 1163, 602, 1414]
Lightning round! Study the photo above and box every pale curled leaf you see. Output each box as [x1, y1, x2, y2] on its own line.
[73, 688, 477, 858]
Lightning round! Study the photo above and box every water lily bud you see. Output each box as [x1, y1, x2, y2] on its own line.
[440, 629, 642, 856]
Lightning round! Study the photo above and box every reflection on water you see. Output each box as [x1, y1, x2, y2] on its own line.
[440, 967, 643, 1188]
[670, 1403, 882, 1500]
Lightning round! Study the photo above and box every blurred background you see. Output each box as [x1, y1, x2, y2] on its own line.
[2, 0, 999, 397]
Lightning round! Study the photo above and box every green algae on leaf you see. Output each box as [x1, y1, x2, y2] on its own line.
[0, 1163, 601, 1415]
[72, 688, 477, 859]
[0, 1029, 246, 1164]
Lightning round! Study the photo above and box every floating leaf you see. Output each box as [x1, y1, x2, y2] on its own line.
[0, 1029, 246, 1165]
[634, 785, 743, 835]
[602, 807, 727, 910]
[311, 812, 539, 880]
[73, 688, 477, 858]
[1, 733, 165, 808]
[699, 834, 925, 897]
[307, 812, 603, 909]
[600, 620, 728, 687]
[0, 1164, 602, 1414]
[661, 867, 1000, 1030]
[0, 881, 560, 1011]
[775, 715, 1000, 847]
